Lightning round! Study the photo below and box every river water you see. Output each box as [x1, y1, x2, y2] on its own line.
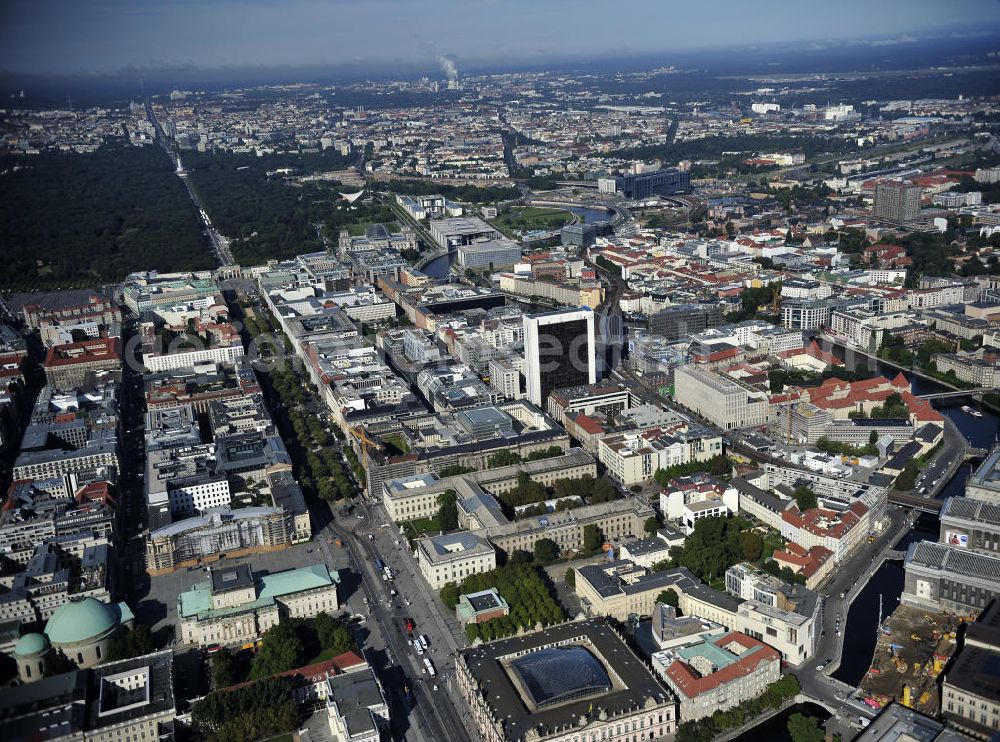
[826, 351, 998, 686]
[567, 206, 612, 224]
[422, 251, 455, 278]
[731, 702, 831, 742]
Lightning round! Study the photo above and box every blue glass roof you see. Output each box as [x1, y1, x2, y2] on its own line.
[510, 646, 612, 708]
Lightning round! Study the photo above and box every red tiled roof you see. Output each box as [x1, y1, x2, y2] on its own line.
[572, 413, 606, 436]
[43, 337, 120, 368]
[75, 481, 115, 506]
[802, 373, 908, 410]
[665, 632, 780, 700]
[693, 347, 741, 364]
[223, 651, 366, 693]
[773, 543, 834, 577]
[781, 502, 867, 540]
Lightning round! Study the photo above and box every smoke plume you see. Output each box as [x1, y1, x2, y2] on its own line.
[438, 55, 458, 81]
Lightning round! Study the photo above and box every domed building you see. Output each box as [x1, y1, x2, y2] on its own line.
[12, 632, 50, 683]
[13, 597, 134, 683]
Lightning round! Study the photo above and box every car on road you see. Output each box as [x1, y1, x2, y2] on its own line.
[816, 664, 825, 672]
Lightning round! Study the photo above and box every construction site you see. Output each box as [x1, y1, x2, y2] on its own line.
[858, 604, 967, 716]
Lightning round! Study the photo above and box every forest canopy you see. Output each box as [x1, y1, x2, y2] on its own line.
[183, 149, 396, 264]
[0, 143, 213, 290]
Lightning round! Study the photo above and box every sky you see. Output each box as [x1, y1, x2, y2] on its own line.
[2, 0, 1000, 76]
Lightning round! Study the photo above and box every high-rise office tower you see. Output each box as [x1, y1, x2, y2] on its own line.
[873, 180, 921, 223]
[523, 308, 597, 407]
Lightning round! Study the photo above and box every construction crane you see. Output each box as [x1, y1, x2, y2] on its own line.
[351, 426, 381, 457]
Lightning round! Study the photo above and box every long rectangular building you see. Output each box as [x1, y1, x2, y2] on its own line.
[902, 540, 1000, 614]
[145, 506, 295, 575]
[484, 496, 655, 556]
[575, 560, 693, 621]
[429, 217, 502, 250]
[360, 402, 571, 494]
[381, 448, 596, 524]
[674, 365, 769, 431]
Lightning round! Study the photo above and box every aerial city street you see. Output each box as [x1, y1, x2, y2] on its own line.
[1, 2, 1000, 741]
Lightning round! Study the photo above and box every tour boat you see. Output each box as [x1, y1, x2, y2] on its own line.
[961, 405, 983, 417]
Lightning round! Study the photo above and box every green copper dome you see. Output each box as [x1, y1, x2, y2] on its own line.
[45, 598, 119, 645]
[14, 632, 49, 657]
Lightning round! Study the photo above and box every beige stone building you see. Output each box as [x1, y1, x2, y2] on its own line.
[652, 631, 781, 722]
[415, 531, 497, 589]
[575, 560, 693, 621]
[177, 563, 339, 646]
[43, 337, 121, 389]
[674, 365, 769, 431]
[381, 447, 596, 523]
[0, 651, 176, 742]
[485, 496, 655, 556]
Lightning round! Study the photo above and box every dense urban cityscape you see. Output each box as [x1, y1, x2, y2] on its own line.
[1, 3, 1000, 742]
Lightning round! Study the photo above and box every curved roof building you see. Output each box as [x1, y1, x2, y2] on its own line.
[14, 598, 134, 683]
[13, 632, 50, 659]
[45, 597, 123, 645]
[457, 618, 677, 741]
[510, 646, 612, 709]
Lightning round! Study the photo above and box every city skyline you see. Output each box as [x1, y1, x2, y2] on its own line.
[3, 0, 1000, 76]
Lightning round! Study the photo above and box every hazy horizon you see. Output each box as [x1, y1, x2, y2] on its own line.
[3, 0, 1000, 77]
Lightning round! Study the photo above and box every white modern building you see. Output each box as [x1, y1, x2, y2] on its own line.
[456, 238, 522, 270]
[660, 476, 740, 535]
[144, 344, 245, 373]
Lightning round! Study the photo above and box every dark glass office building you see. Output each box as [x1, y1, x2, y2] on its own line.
[523, 309, 597, 407]
[615, 168, 690, 199]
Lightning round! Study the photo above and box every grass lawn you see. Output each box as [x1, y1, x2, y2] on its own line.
[494, 206, 572, 234]
[401, 515, 440, 542]
[346, 220, 400, 236]
[382, 433, 410, 455]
